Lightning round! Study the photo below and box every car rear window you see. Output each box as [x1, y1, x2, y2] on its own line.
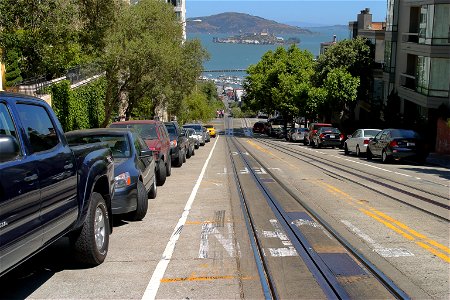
[110, 123, 158, 139]
[391, 129, 420, 138]
[364, 130, 381, 137]
[320, 127, 340, 133]
[183, 124, 202, 132]
[67, 133, 130, 158]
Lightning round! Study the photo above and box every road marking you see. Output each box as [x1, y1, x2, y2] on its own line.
[262, 219, 298, 256]
[291, 219, 333, 240]
[268, 247, 298, 257]
[199, 223, 240, 258]
[341, 220, 414, 257]
[160, 275, 254, 283]
[315, 180, 450, 263]
[217, 167, 228, 175]
[142, 135, 220, 300]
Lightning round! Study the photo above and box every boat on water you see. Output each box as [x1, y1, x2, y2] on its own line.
[213, 32, 300, 45]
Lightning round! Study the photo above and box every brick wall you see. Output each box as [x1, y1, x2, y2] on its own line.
[436, 118, 450, 154]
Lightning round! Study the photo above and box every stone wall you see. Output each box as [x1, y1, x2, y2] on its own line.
[436, 118, 450, 154]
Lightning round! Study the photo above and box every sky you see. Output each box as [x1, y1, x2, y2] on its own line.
[186, 1, 387, 26]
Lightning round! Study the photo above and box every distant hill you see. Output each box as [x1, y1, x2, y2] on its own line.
[186, 12, 312, 35]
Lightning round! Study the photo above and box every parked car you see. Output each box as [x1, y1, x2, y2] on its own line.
[366, 129, 429, 163]
[203, 126, 211, 143]
[267, 118, 285, 137]
[66, 128, 157, 221]
[0, 93, 115, 277]
[306, 122, 333, 146]
[312, 127, 342, 148]
[183, 128, 196, 158]
[253, 121, 266, 133]
[165, 121, 188, 167]
[183, 124, 206, 146]
[287, 128, 309, 143]
[109, 120, 171, 186]
[205, 124, 216, 138]
[344, 129, 382, 156]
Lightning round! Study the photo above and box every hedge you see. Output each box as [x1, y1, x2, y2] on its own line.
[50, 77, 106, 132]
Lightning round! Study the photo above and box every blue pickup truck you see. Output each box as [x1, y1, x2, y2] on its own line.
[0, 92, 115, 276]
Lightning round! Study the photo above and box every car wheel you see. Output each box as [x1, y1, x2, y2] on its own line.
[166, 157, 172, 177]
[382, 150, 391, 163]
[186, 146, 192, 158]
[183, 148, 187, 163]
[344, 144, 349, 155]
[303, 140, 308, 145]
[195, 144, 199, 149]
[156, 160, 166, 186]
[175, 150, 183, 167]
[191, 146, 195, 156]
[356, 145, 361, 157]
[128, 181, 148, 221]
[366, 148, 373, 160]
[148, 177, 157, 199]
[70, 192, 109, 266]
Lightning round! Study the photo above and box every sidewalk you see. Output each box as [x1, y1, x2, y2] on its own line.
[427, 152, 450, 169]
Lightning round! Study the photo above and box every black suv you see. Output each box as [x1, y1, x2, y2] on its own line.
[164, 121, 188, 167]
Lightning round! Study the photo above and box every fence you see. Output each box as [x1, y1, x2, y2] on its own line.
[16, 63, 103, 96]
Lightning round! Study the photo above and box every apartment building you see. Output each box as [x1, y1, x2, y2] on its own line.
[383, 0, 450, 130]
[349, 8, 386, 121]
[166, 0, 186, 40]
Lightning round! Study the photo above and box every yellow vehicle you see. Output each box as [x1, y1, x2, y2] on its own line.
[205, 124, 216, 138]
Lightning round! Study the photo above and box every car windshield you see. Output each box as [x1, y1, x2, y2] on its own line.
[110, 123, 158, 139]
[166, 126, 176, 135]
[66, 134, 130, 158]
[391, 129, 420, 138]
[364, 130, 381, 137]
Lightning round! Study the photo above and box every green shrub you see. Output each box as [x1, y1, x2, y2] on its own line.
[50, 77, 106, 131]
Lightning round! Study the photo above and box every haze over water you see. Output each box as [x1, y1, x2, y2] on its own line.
[187, 26, 349, 78]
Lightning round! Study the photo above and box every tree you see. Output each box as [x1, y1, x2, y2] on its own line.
[0, 0, 87, 79]
[244, 45, 315, 125]
[323, 67, 359, 123]
[4, 50, 23, 87]
[100, 0, 208, 125]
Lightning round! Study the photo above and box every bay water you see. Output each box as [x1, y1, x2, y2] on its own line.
[187, 26, 349, 78]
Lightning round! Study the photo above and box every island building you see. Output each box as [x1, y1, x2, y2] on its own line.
[319, 35, 337, 55]
[382, 0, 450, 152]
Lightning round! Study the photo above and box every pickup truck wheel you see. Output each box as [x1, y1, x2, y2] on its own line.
[166, 157, 172, 177]
[129, 181, 148, 221]
[156, 160, 166, 186]
[148, 177, 157, 199]
[71, 192, 109, 266]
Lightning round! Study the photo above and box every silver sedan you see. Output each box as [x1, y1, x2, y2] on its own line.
[344, 129, 381, 156]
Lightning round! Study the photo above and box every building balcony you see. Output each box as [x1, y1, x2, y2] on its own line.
[401, 32, 419, 43]
[400, 73, 449, 97]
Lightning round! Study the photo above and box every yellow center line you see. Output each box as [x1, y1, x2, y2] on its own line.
[245, 139, 450, 263]
[369, 209, 450, 254]
[416, 242, 450, 263]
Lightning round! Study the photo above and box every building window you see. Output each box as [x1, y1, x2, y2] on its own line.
[383, 40, 396, 75]
[416, 57, 450, 97]
[419, 4, 450, 45]
[386, 0, 398, 31]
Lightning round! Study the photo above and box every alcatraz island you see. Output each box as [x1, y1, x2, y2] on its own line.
[213, 32, 300, 45]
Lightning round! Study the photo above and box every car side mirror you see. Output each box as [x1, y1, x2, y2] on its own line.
[0, 135, 20, 162]
[140, 149, 153, 158]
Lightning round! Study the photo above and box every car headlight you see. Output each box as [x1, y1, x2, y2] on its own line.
[170, 140, 177, 147]
[115, 172, 131, 188]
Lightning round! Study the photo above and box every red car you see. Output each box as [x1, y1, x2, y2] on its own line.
[109, 120, 171, 186]
[253, 121, 266, 133]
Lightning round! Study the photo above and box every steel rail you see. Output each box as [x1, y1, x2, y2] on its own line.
[254, 138, 449, 221]
[228, 135, 351, 299]
[232, 133, 410, 300]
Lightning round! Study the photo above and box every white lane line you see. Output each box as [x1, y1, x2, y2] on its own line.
[199, 223, 240, 258]
[341, 220, 414, 258]
[142, 135, 220, 300]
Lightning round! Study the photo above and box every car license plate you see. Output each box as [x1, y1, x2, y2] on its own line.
[407, 142, 415, 146]
[329, 135, 335, 138]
